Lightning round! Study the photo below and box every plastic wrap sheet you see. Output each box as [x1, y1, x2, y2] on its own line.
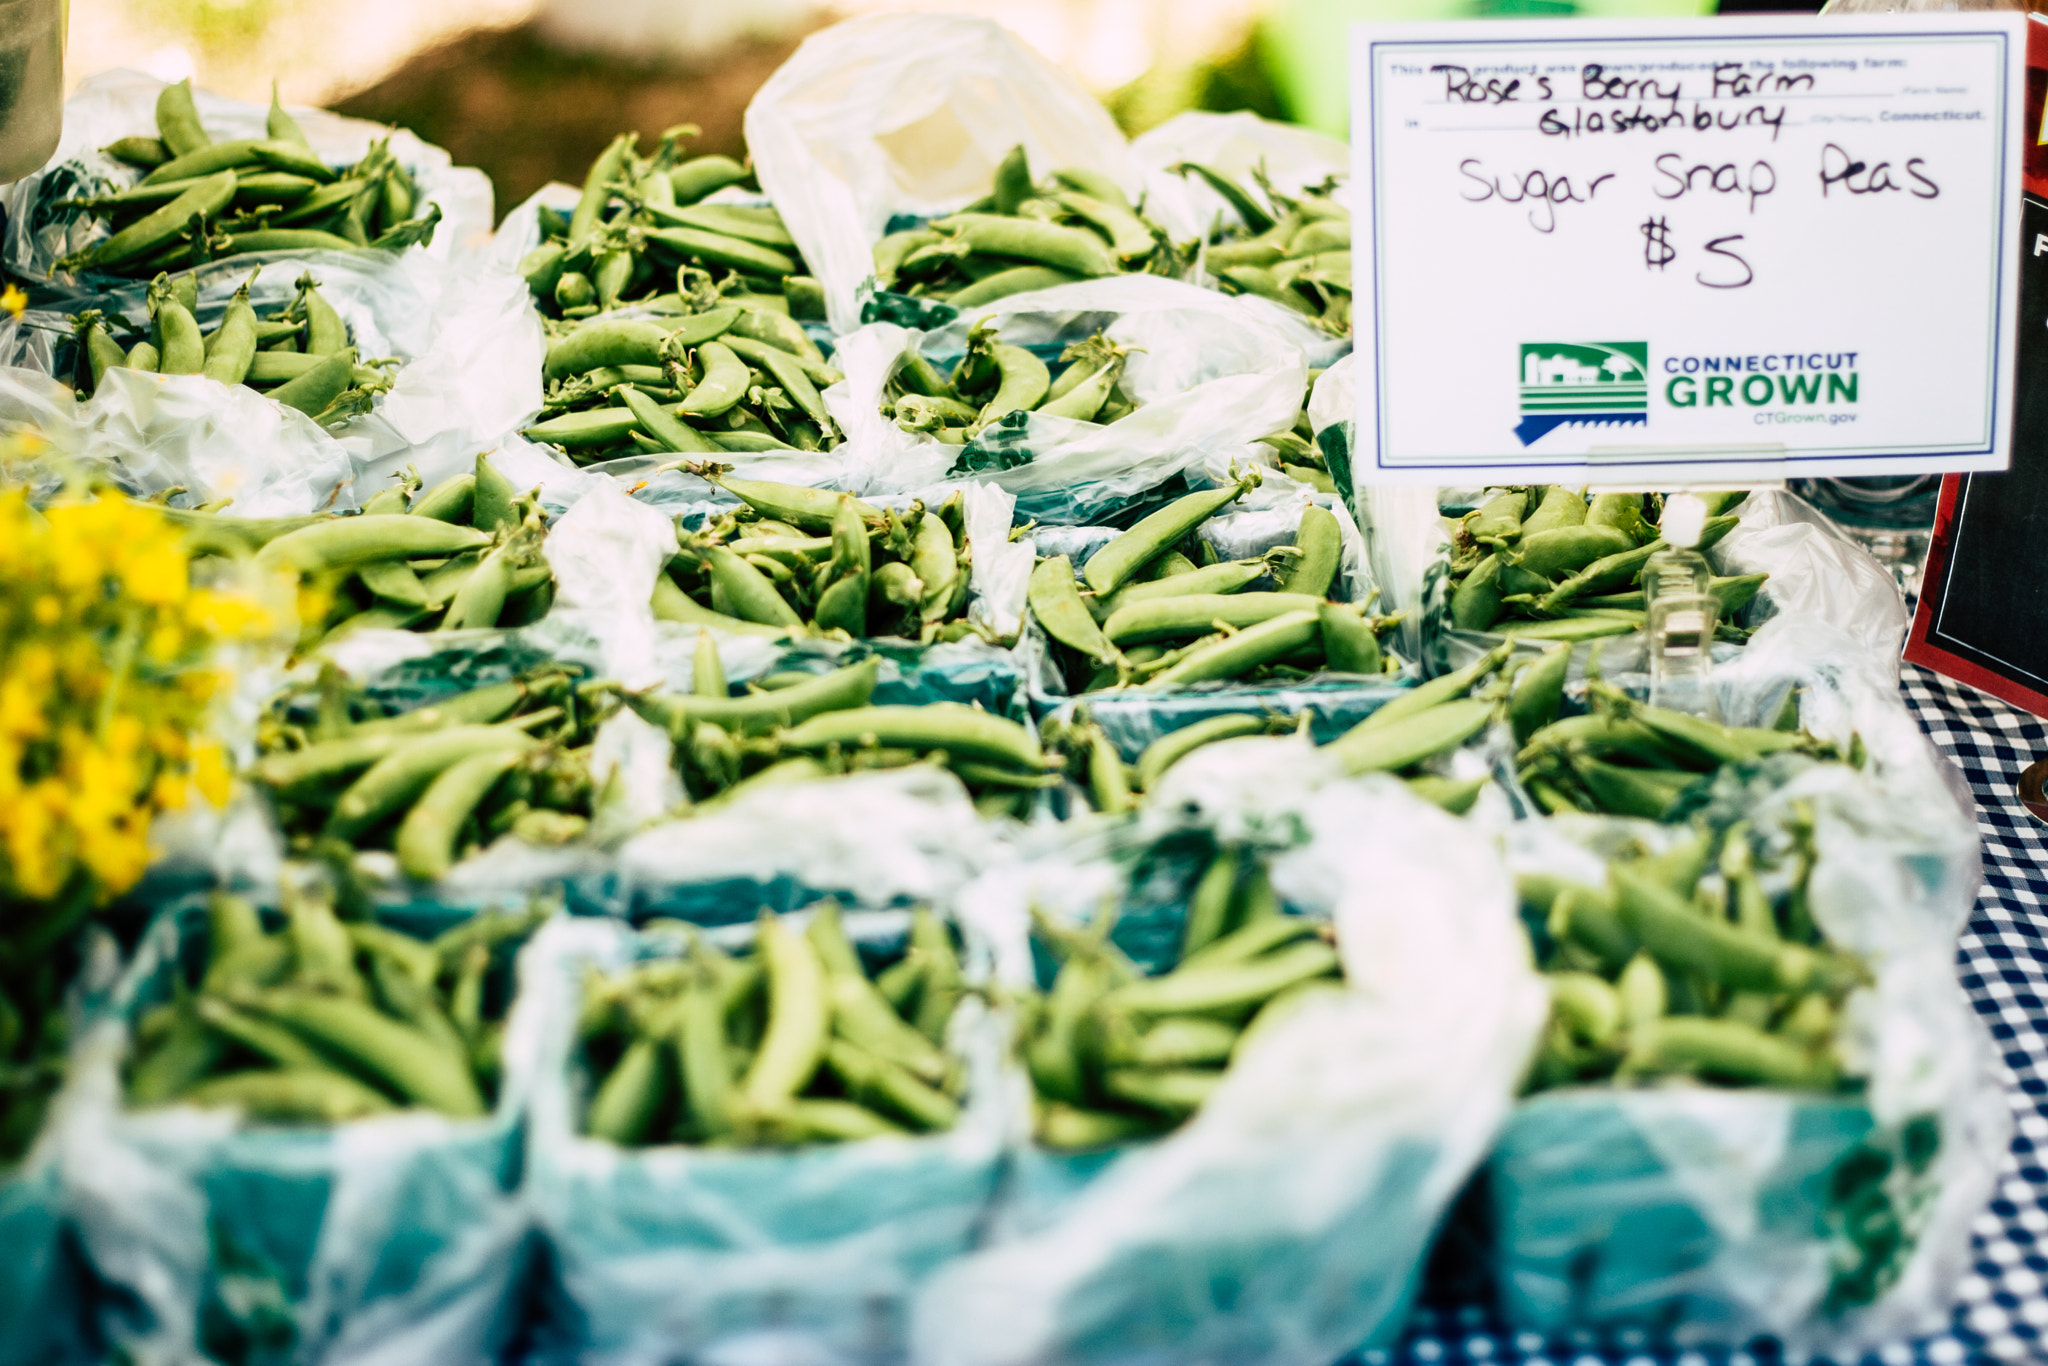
[520, 909, 1007, 1366]
[56, 899, 546, 1366]
[922, 741, 1549, 1366]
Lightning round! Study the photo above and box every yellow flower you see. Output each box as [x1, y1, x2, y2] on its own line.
[192, 743, 231, 808]
[0, 284, 26, 320]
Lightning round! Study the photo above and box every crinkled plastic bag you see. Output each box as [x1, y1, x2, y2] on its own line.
[520, 908, 1007, 1366]
[8, 246, 545, 501]
[1129, 109, 1352, 248]
[57, 898, 545, 1366]
[5, 68, 494, 284]
[922, 739, 1548, 1366]
[595, 765, 1003, 924]
[833, 276, 1314, 523]
[0, 361, 358, 515]
[1484, 654, 2002, 1357]
[744, 12, 1140, 333]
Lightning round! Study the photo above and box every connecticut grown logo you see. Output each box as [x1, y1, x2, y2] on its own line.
[1515, 342, 1649, 446]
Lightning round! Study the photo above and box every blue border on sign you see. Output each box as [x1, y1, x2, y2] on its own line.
[1361, 27, 2014, 476]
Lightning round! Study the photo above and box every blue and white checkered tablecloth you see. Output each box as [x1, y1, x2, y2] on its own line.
[1376, 664, 2048, 1366]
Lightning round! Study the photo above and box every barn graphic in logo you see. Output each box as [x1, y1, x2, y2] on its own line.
[1515, 342, 1649, 446]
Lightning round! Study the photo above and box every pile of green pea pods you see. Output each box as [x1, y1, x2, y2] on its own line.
[1181, 163, 1350, 336]
[59, 80, 438, 278]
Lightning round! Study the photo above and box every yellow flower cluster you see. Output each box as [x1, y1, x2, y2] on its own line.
[0, 484, 269, 910]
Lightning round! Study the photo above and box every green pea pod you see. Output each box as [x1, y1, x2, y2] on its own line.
[524, 405, 647, 450]
[1611, 865, 1852, 994]
[778, 703, 1044, 772]
[396, 747, 524, 881]
[1033, 351, 1124, 423]
[1180, 848, 1239, 957]
[1508, 645, 1571, 746]
[1319, 602, 1382, 675]
[544, 317, 676, 380]
[727, 336, 835, 431]
[970, 344, 1050, 434]
[740, 913, 829, 1112]
[155, 79, 210, 158]
[104, 134, 171, 168]
[194, 997, 331, 1072]
[1030, 556, 1119, 666]
[646, 226, 798, 277]
[1626, 699, 1815, 769]
[911, 512, 958, 626]
[1622, 1016, 1838, 1090]
[1277, 505, 1342, 598]
[700, 545, 803, 627]
[267, 348, 358, 419]
[467, 452, 517, 535]
[678, 341, 750, 417]
[1360, 644, 1509, 732]
[126, 340, 161, 373]
[296, 277, 349, 355]
[1104, 1016, 1239, 1070]
[1572, 755, 1697, 819]
[725, 307, 825, 366]
[324, 726, 536, 840]
[1052, 190, 1155, 262]
[1586, 492, 1652, 544]
[933, 213, 1120, 278]
[1083, 475, 1258, 596]
[824, 1040, 958, 1132]
[651, 574, 793, 637]
[256, 513, 488, 575]
[1512, 525, 1635, 579]
[1136, 715, 1266, 793]
[1465, 489, 1528, 542]
[990, 143, 1034, 215]
[76, 314, 127, 390]
[621, 383, 718, 454]
[1145, 609, 1322, 687]
[813, 569, 869, 635]
[1520, 486, 1587, 537]
[1495, 616, 1641, 643]
[214, 228, 360, 255]
[243, 988, 487, 1116]
[827, 974, 953, 1087]
[1105, 940, 1340, 1021]
[568, 133, 634, 249]
[1325, 698, 1494, 775]
[1173, 161, 1274, 233]
[201, 284, 258, 385]
[756, 1098, 908, 1145]
[669, 153, 748, 203]
[587, 1035, 669, 1144]
[1028, 954, 1113, 1104]
[182, 1069, 398, 1124]
[1036, 1100, 1161, 1150]
[627, 656, 879, 738]
[1104, 592, 1322, 646]
[1405, 773, 1488, 814]
[1616, 951, 1667, 1029]
[1084, 726, 1134, 814]
[153, 298, 205, 375]
[266, 82, 311, 147]
[1547, 972, 1623, 1049]
[1096, 559, 1269, 621]
[288, 891, 367, 999]
[948, 266, 1081, 308]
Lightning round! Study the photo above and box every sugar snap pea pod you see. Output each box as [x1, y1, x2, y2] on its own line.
[553, 272, 595, 310]
[724, 303, 825, 362]
[291, 276, 349, 355]
[732, 338, 835, 432]
[1101, 1068, 1222, 1118]
[1095, 558, 1268, 621]
[325, 726, 536, 840]
[1512, 525, 1635, 579]
[1083, 726, 1134, 814]
[105, 134, 171, 168]
[544, 317, 674, 380]
[1049, 166, 1133, 212]
[1084, 474, 1258, 596]
[1104, 592, 1322, 646]
[651, 575, 790, 637]
[824, 1040, 958, 1132]
[911, 513, 958, 627]
[152, 296, 205, 375]
[1360, 644, 1508, 732]
[462, 453, 515, 536]
[1520, 486, 1587, 537]
[699, 545, 803, 627]
[1622, 1016, 1838, 1090]
[271, 177, 364, 226]
[244, 350, 372, 384]
[520, 241, 567, 298]
[1028, 954, 1112, 1104]
[1037, 1101, 1159, 1149]
[183, 1069, 399, 1123]
[524, 405, 651, 450]
[757, 1099, 908, 1145]
[1404, 774, 1487, 813]
[740, 913, 829, 1113]
[814, 570, 868, 636]
[630, 656, 878, 738]
[1173, 161, 1275, 233]
[194, 997, 331, 1072]
[1585, 492, 1651, 543]
[907, 910, 965, 1043]
[698, 471, 882, 532]
[1218, 264, 1317, 316]
[1273, 506, 1341, 599]
[1105, 939, 1340, 1022]
[619, 383, 717, 454]
[947, 265, 1082, 308]
[971, 344, 1051, 434]
[214, 228, 361, 254]
[201, 282, 258, 384]
[592, 249, 634, 310]
[1626, 701, 1814, 769]
[1137, 715, 1267, 793]
[243, 988, 486, 1116]
[1318, 603, 1383, 675]
[871, 560, 922, 612]
[289, 892, 368, 1000]
[1052, 191, 1154, 262]
[346, 923, 440, 991]
[568, 133, 634, 249]
[1180, 848, 1239, 957]
[396, 747, 525, 881]
[137, 138, 282, 186]
[587, 1035, 668, 1143]
[1615, 952, 1667, 1030]
[647, 226, 798, 277]
[874, 228, 943, 286]
[827, 974, 952, 1086]
[668, 153, 748, 203]
[265, 81, 311, 147]
[990, 143, 1034, 215]
[1546, 971, 1622, 1049]
[257, 514, 490, 577]
[76, 313, 128, 389]
[1463, 489, 1527, 543]
[1572, 756, 1696, 819]
[1611, 866, 1852, 994]
[1326, 697, 1494, 775]
[1507, 645, 1571, 747]
[126, 340, 161, 372]
[932, 213, 1120, 278]
[154, 78, 210, 157]
[1495, 616, 1640, 643]
[1030, 556, 1119, 666]
[646, 202, 797, 250]
[1034, 351, 1124, 423]
[1103, 1016, 1239, 1070]
[780, 703, 1044, 771]
[266, 348, 358, 419]
[1146, 609, 1322, 688]
[677, 341, 750, 417]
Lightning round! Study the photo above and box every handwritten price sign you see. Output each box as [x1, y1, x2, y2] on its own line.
[1351, 16, 2025, 486]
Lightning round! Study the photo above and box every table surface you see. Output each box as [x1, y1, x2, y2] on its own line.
[1376, 664, 2047, 1366]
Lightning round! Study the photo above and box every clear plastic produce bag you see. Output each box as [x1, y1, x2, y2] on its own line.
[5, 68, 495, 286]
[920, 740, 1549, 1366]
[520, 907, 1008, 1365]
[1484, 641, 2003, 1357]
[55, 898, 546, 1366]
[744, 11, 1141, 334]
[833, 276, 1315, 524]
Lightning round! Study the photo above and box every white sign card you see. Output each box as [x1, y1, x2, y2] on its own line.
[1350, 15, 2026, 486]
